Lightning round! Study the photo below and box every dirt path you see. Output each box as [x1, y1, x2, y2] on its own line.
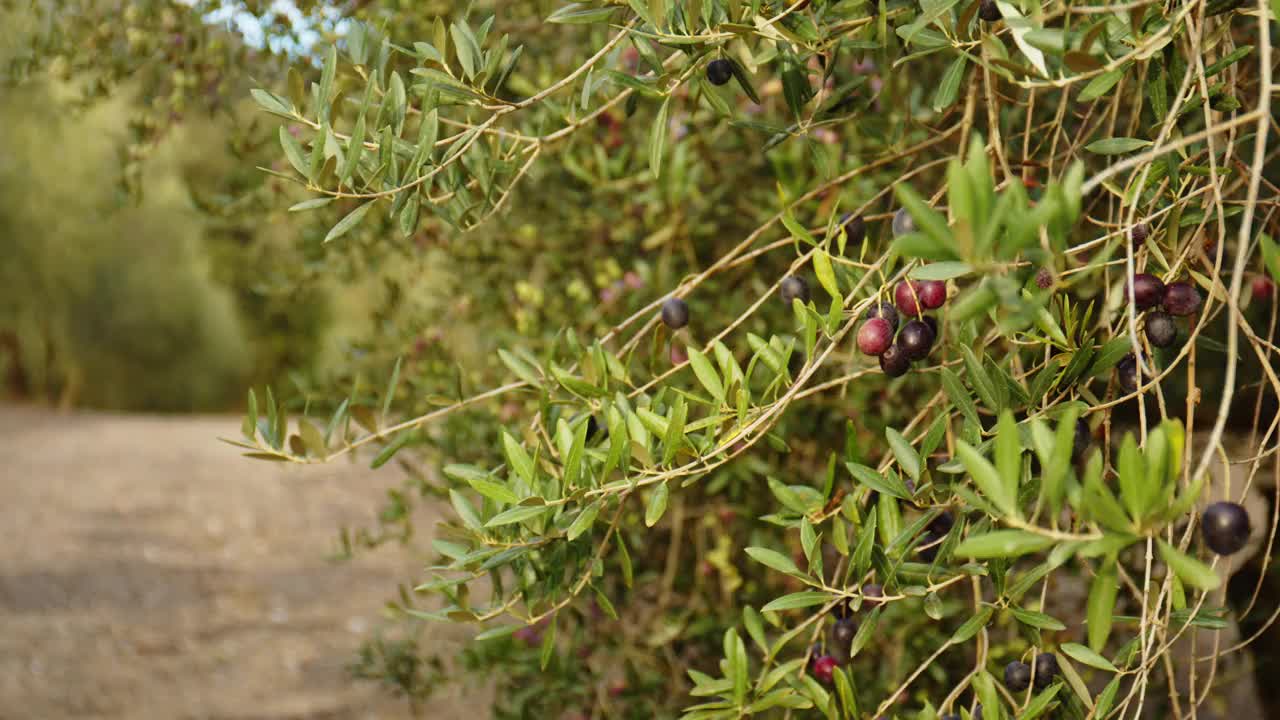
[0, 406, 473, 719]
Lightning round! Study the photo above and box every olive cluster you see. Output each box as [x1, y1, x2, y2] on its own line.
[1129, 273, 1202, 348]
[1116, 274, 1203, 393]
[1003, 653, 1060, 693]
[857, 209, 948, 376]
[857, 278, 946, 377]
[806, 584, 884, 684]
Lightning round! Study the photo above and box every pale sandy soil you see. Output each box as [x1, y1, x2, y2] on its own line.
[0, 406, 476, 720]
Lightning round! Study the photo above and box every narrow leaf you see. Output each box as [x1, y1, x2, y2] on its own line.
[687, 348, 725, 402]
[950, 606, 993, 643]
[960, 346, 1000, 411]
[449, 489, 484, 531]
[886, 428, 922, 481]
[324, 201, 375, 243]
[1158, 540, 1221, 591]
[1086, 137, 1152, 155]
[381, 356, 402, 423]
[485, 504, 551, 527]
[649, 96, 671, 177]
[503, 432, 536, 485]
[1078, 66, 1125, 102]
[956, 441, 1018, 518]
[746, 546, 806, 577]
[932, 55, 967, 111]
[1087, 557, 1118, 651]
[941, 367, 980, 428]
[1258, 234, 1280, 284]
[645, 482, 670, 527]
[1010, 607, 1067, 631]
[952, 530, 1053, 558]
[762, 591, 831, 612]
[994, 410, 1021, 505]
[1059, 642, 1118, 672]
[566, 501, 602, 540]
[813, 250, 840, 299]
[278, 127, 310, 178]
[289, 197, 334, 212]
[847, 462, 913, 500]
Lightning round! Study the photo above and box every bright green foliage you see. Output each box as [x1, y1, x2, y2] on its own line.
[242, 0, 1271, 717]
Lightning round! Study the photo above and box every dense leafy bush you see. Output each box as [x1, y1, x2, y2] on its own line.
[12, 0, 1280, 717]
[226, 0, 1280, 715]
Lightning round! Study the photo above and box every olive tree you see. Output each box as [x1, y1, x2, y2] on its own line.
[47, 0, 1280, 717]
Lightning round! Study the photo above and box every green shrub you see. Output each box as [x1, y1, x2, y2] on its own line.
[233, 0, 1280, 717]
[230, 0, 1280, 715]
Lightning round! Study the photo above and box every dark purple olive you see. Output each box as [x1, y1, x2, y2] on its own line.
[1032, 652, 1059, 689]
[978, 0, 1001, 21]
[829, 617, 858, 662]
[1128, 273, 1165, 311]
[879, 341, 911, 377]
[586, 415, 605, 441]
[780, 275, 810, 305]
[789, 347, 805, 377]
[1116, 354, 1141, 394]
[927, 511, 955, 536]
[661, 297, 689, 329]
[1163, 281, 1202, 317]
[706, 58, 733, 86]
[1202, 502, 1250, 555]
[899, 319, 936, 360]
[1144, 311, 1178, 348]
[1071, 418, 1091, 462]
[864, 301, 900, 330]
[839, 213, 866, 245]
[1004, 661, 1031, 692]
[918, 532, 942, 562]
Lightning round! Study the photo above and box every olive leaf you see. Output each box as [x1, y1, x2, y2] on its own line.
[953, 530, 1052, 558]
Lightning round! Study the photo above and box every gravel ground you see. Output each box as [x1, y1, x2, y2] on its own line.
[0, 405, 476, 720]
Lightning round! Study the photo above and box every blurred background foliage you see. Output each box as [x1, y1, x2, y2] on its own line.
[0, 4, 340, 409]
[0, 0, 812, 417]
[0, 73, 250, 410]
[0, 0, 954, 423]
